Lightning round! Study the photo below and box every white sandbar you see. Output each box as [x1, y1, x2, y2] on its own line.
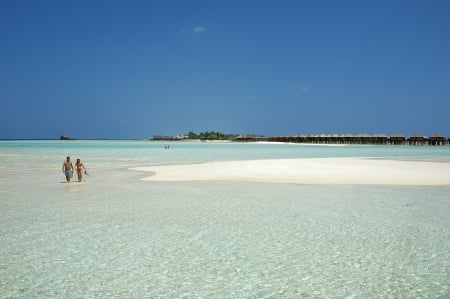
[131, 158, 450, 185]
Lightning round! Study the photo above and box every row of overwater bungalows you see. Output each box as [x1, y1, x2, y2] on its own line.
[234, 134, 449, 145]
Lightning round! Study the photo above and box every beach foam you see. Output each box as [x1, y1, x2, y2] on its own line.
[132, 158, 450, 185]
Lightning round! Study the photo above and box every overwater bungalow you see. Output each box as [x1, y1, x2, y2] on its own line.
[389, 134, 406, 145]
[373, 134, 389, 144]
[408, 134, 426, 145]
[429, 133, 446, 145]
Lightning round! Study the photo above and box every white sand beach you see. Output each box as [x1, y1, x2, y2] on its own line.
[133, 158, 450, 185]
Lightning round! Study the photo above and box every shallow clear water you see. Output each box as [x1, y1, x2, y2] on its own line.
[1, 140, 450, 298]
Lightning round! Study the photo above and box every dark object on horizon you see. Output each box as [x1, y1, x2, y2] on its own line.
[60, 135, 70, 140]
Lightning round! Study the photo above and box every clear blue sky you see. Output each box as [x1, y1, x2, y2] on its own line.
[1, 0, 449, 139]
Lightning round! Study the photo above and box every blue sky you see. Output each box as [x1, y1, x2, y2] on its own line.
[1, 0, 449, 139]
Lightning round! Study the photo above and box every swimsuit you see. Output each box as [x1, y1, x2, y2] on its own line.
[65, 170, 73, 176]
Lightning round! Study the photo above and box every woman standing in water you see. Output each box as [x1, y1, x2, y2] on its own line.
[75, 158, 87, 182]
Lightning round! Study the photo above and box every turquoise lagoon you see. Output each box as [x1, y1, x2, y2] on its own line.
[1, 140, 449, 298]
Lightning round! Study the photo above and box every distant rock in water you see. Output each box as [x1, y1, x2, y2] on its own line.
[60, 135, 70, 140]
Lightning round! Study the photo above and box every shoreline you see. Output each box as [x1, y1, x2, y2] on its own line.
[131, 157, 450, 186]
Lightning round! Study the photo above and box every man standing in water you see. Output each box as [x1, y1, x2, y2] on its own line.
[62, 156, 74, 183]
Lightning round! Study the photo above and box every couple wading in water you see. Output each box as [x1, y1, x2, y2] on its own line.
[62, 157, 88, 183]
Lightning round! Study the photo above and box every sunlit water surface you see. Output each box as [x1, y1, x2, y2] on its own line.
[1, 140, 449, 298]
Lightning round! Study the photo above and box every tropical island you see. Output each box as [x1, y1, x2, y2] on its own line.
[59, 131, 448, 145]
[152, 131, 239, 141]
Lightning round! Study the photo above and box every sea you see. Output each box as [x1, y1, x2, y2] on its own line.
[1, 140, 449, 298]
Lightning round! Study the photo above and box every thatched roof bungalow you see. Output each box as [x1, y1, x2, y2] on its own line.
[429, 133, 446, 145]
[408, 134, 426, 145]
[390, 134, 406, 145]
[373, 134, 389, 144]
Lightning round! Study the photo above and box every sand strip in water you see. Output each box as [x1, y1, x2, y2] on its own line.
[131, 158, 450, 185]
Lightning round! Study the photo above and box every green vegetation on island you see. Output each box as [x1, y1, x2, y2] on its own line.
[152, 131, 239, 141]
[187, 131, 238, 141]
